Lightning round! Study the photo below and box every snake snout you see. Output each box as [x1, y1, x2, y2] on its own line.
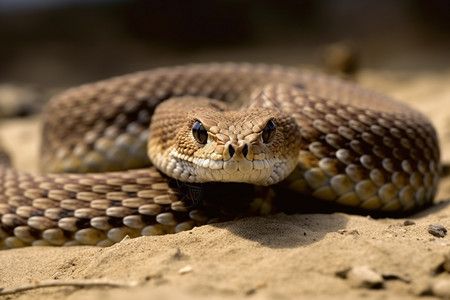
[228, 143, 248, 159]
[226, 142, 250, 162]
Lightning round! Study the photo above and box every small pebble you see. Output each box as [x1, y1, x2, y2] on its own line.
[178, 265, 193, 275]
[431, 278, 450, 298]
[403, 220, 416, 226]
[429, 224, 447, 238]
[336, 266, 384, 289]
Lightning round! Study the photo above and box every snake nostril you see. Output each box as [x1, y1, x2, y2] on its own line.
[242, 144, 248, 158]
[228, 144, 235, 158]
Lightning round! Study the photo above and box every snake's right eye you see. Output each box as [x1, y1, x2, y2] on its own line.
[192, 121, 208, 144]
[262, 119, 276, 144]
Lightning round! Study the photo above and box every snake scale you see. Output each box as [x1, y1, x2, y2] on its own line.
[0, 63, 440, 249]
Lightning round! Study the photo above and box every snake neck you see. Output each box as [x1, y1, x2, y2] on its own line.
[148, 97, 302, 186]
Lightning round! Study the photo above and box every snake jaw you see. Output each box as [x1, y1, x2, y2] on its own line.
[161, 151, 296, 186]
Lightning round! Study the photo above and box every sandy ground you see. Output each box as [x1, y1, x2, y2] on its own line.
[0, 68, 450, 300]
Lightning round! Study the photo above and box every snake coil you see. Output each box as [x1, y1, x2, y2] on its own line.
[0, 63, 440, 249]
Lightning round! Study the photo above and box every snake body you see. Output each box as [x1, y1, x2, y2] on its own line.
[0, 63, 440, 249]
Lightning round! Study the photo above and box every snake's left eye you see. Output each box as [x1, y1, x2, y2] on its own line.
[262, 119, 276, 144]
[192, 121, 208, 144]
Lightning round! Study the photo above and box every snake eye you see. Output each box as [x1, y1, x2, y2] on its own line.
[262, 119, 276, 144]
[192, 121, 208, 144]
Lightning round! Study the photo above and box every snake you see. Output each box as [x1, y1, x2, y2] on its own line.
[0, 63, 441, 249]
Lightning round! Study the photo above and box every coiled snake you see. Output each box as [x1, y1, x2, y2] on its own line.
[0, 63, 440, 249]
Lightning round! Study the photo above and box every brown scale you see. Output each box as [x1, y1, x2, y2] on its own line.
[264, 83, 440, 211]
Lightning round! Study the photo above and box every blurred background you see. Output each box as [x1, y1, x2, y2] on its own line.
[0, 0, 449, 114]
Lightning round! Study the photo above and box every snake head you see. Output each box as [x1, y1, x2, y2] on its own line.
[148, 97, 302, 186]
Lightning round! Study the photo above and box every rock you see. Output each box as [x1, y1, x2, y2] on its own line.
[403, 220, 416, 226]
[429, 224, 447, 238]
[431, 278, 450, 298]
[178, 265, 193, 275]
[337, 266, 384, 289]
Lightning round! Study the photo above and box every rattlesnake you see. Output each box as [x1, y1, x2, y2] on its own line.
[0, 63, 440, 249]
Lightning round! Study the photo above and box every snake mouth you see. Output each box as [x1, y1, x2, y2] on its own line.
[162, 148, 296, 186]
[194, 157, 274, 184]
